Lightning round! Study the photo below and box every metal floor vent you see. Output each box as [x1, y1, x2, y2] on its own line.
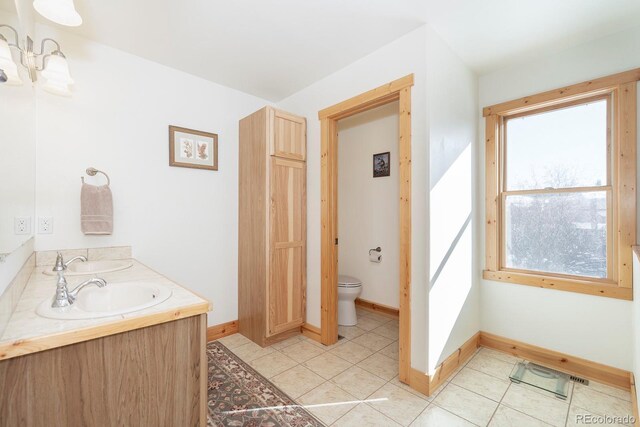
[570, 375, 589, 385]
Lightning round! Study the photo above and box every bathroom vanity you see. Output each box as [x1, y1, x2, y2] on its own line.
[0, 255, 211, 426]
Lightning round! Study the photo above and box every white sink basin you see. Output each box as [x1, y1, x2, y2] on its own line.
[36, 281, 172, 320]
[43, 260, 133, 276]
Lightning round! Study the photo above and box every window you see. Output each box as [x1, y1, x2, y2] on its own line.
[483, 70, 638, 299]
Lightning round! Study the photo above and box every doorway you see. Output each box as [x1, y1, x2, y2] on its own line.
[318, 75, 413, 383]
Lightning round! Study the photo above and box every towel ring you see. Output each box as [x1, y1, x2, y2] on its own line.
[81, 167, 110, 186]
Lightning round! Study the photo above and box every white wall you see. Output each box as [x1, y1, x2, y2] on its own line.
[338, 102, 399, 308]
[0, 238, 33, 297]
[31, 24, 270, 326]
[0, 8, 35, 292]
[478, 25, 640, 370]
[277, 26, 429, 370]
[0, 74, 35, 255]
[426, 25, 479, 372]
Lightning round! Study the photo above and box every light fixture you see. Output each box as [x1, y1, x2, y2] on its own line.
[41, 51, 73, 96]
[0, 34, 22, 85]
[33, 0, 82, 27]
[0, 24, 74, 96]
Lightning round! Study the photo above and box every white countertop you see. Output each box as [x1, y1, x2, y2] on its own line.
[0, 259, 210, 360]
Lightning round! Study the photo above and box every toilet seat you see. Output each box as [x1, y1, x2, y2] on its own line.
[338, 283, 362, 288]
[338, 275, 362, 288]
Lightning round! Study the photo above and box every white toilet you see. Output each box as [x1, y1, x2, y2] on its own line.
[338, 274, 362, 326]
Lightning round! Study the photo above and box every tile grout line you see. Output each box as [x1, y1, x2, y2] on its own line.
[563, 382, 575, 427]
[309, 322, 408, 425]
[329, 376, 396, 426]
[572, 382, 634, 404]
[436, 350, 517, 425]
[221, 334, 630, 427]
[428, 402, 485, 427]
[501, 380, 556, 425]
[224, 325, 413, 425]
[498, 382, 570, 426]
[495, 393, 557, 427]
[562, 383, 635, 424]
[362, 378, 428, 427]
[463, 363, 513, 381]
[317, 364, 389, 425]
[285, 331, 396, 421]
[487, 382, 513, 426]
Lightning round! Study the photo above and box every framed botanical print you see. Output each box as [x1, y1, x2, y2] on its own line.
[169, 125, 218, 171]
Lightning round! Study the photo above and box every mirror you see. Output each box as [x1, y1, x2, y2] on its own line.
[0, 6, 36, 257]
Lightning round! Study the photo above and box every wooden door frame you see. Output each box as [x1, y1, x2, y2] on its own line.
[318, 74, 414, 382]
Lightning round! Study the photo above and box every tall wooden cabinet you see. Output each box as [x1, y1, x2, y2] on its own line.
[238, 107, 306, 346]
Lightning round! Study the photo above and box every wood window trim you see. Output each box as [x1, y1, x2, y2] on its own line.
[483, 69, 638, 300]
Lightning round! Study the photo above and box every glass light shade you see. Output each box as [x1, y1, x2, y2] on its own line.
[33, 0, 82, 27]
[41, 54, 73, 96]
[0, 38, 22, 85]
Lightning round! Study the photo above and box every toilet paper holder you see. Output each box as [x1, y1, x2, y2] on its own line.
[369, 247, 382, 263]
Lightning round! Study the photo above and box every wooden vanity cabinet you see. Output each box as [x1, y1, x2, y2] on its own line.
[238, 107, 307, 346]
[0, 314, 208, 426]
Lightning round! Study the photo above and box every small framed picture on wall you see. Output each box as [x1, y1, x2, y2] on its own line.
[169, 125, 218, 171]
[373, 151, 390, 178]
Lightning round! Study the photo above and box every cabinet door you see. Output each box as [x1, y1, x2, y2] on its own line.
[268, 157, 306, 336]
[271, 109, 306, 161]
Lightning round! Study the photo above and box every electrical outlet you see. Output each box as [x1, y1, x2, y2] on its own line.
[14, 217, 31, 235]
[38, 217, 53, 234]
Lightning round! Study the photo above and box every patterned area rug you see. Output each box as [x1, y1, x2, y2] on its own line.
[207, 341, 325, 427]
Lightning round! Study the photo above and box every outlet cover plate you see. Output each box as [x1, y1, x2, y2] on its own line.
[14, 217, 31, 235]
[38, 217, 53, 234]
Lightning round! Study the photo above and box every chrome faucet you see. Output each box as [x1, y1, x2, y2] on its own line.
[51, 252, 106, 308]
[64, 255, 87, 267]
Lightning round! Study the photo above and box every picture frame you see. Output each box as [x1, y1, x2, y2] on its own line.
[373, 151, 390, 178]
[169, 125, 218, 171]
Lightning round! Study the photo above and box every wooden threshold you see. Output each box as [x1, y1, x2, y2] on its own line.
[355, 298, 399, 319]
[206, 320, 239, 342]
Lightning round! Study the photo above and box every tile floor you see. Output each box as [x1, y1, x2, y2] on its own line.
[216, 309, 635, 426]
